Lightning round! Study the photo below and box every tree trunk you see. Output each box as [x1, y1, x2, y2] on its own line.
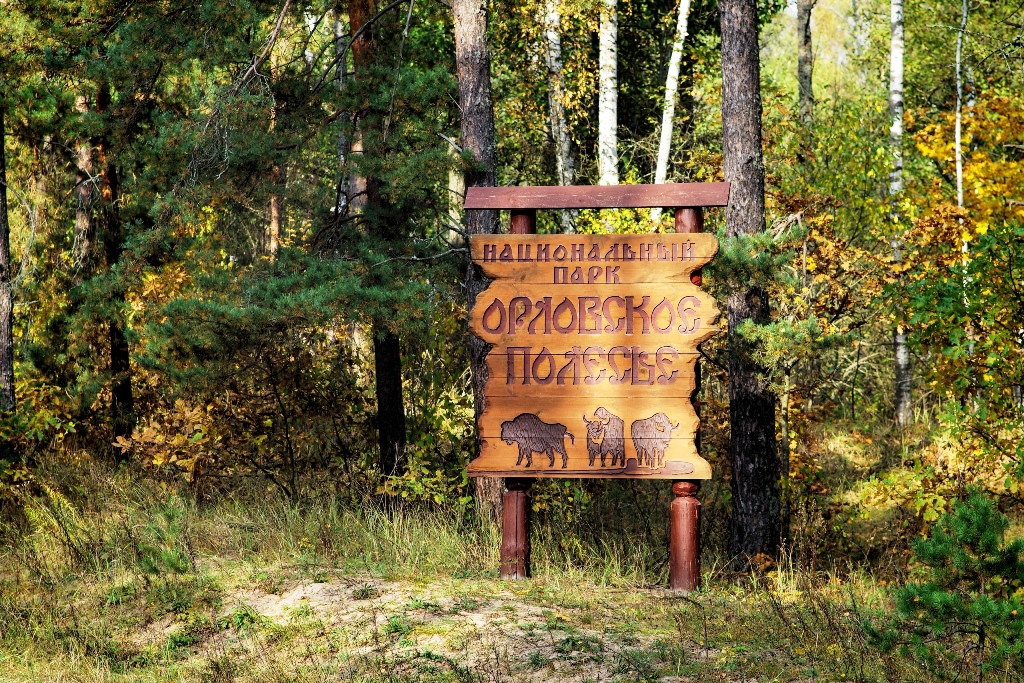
[74, 95, 96, 274]
[97, 85, 135, 461]
[453, 0, 503, 524]
[779, 372, 791, 540]
[597, 0, 618, 186]
[268, 163, 284, 256]
[373, 329, 406, 475]
[954, 0, 967, 213]
[889, 0, 911, 427]
[650, 0, 693, 224]
[268, 53, 285, 257]
[796, 0, 815, 127]
[348, 0, 373, 216]
[0, 104, 14, 413]
[720, 0, 780, 567]
[348, 0, 409, 477]
[334, 8, 350, 216]
[447, 144, 466, 246]
[541, 0, 577, 232]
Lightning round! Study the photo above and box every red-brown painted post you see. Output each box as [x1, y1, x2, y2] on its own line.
[500, 478, 531, 578]
[670, 207, 703, 592]
[509, 208, 537, 235]
[500, 208, 536, 580]
[670, 481, 701, 590]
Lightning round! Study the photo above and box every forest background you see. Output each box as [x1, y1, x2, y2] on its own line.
[1, 0, 1024, 680]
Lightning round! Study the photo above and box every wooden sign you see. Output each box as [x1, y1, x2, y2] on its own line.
[467, 233, 721, 479]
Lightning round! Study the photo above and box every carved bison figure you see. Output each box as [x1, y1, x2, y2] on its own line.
[500, 413, 575, 469]
[581, 407, 626, 467]
[630, 412, 679, 468]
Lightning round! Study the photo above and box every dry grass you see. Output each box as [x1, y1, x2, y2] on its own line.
[0, 465, 967, 682]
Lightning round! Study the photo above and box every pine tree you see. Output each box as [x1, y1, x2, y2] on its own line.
[868, 493, 1024, 681]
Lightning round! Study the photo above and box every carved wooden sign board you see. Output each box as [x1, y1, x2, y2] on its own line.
[466, 219, 721, 479]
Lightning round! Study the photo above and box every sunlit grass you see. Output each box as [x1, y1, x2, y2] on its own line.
[0, 463, 945, 682]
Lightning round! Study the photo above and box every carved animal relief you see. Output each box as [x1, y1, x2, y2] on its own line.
[468, 233, 720, 478]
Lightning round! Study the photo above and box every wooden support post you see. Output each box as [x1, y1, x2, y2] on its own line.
[500, 208, 536, 580]
[500, 478, 531, 579]
[509, 208, 537, 235]
[670, 481, 701, 591]
[670, 207, 703, 592]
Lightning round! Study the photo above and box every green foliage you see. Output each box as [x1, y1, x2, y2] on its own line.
[867, 493, 1024, 677]
[135, 503, 192, 578]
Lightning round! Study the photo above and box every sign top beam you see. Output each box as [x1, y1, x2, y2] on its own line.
[464, 183, 730, 210]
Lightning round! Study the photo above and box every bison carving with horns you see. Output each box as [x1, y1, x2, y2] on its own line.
[500, 413, 575, 469]
[581, 407, 626, 468]
[630, 413, 680, 469]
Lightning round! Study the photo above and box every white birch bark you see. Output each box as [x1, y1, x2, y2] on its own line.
[650, 0, 692, 223]
[889, 0, 911, 426]
[955, 0, 967, 212]
[598, 0, 618, 186]
[888, 0, 903, 199]
[542, 0, 577, 232]
[955, 0, 974, 376]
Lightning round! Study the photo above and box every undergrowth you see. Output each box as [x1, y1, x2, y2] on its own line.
[4, 460, 1018, 682]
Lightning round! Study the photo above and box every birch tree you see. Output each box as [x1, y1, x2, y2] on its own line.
[542, 0, 576, 231]
[650, 0, 692, 224]
[889, 0, 911, 427]
[597, 0, 618, 186]
[955, 0, 967, 213]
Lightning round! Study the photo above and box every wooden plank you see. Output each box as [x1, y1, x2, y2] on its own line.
[485, 349, 698, 397]
[470, 282, 721, 348]
[470, 234, 718, 283]
[477, 395, 700, 440]
[464, 183, 730, 210]
[470, 393, 709, 479]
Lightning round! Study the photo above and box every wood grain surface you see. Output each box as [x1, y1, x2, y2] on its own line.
[467, 233, 719, 479]
[470, 283, 721, 348]
[484, 350, 699, 398]
[464, 183, 730, 209]
[470, 233, 718, 283]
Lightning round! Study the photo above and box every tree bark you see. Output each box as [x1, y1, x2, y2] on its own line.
[453, 0, 503, 524]
[796, 0, 815, 127]
[268, 163, 284, 256]
[0, 104, 14, 413]
[97, 84, 135, 461]
[348, 0, 373, 215]
[720, 0, 780, 567]
[597, 0, 618, 186]
[650, 0, 693, 224]
[541, 0, 577, 232]
[954, 0, 967, 213]
[374, 329, 406, 475]
[347, 0, 409, 475]
[74, 95, 96, 274]
[268, 52, 285, 257]
[334, 8, 351, 216]
[889, 0, 911, 427]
